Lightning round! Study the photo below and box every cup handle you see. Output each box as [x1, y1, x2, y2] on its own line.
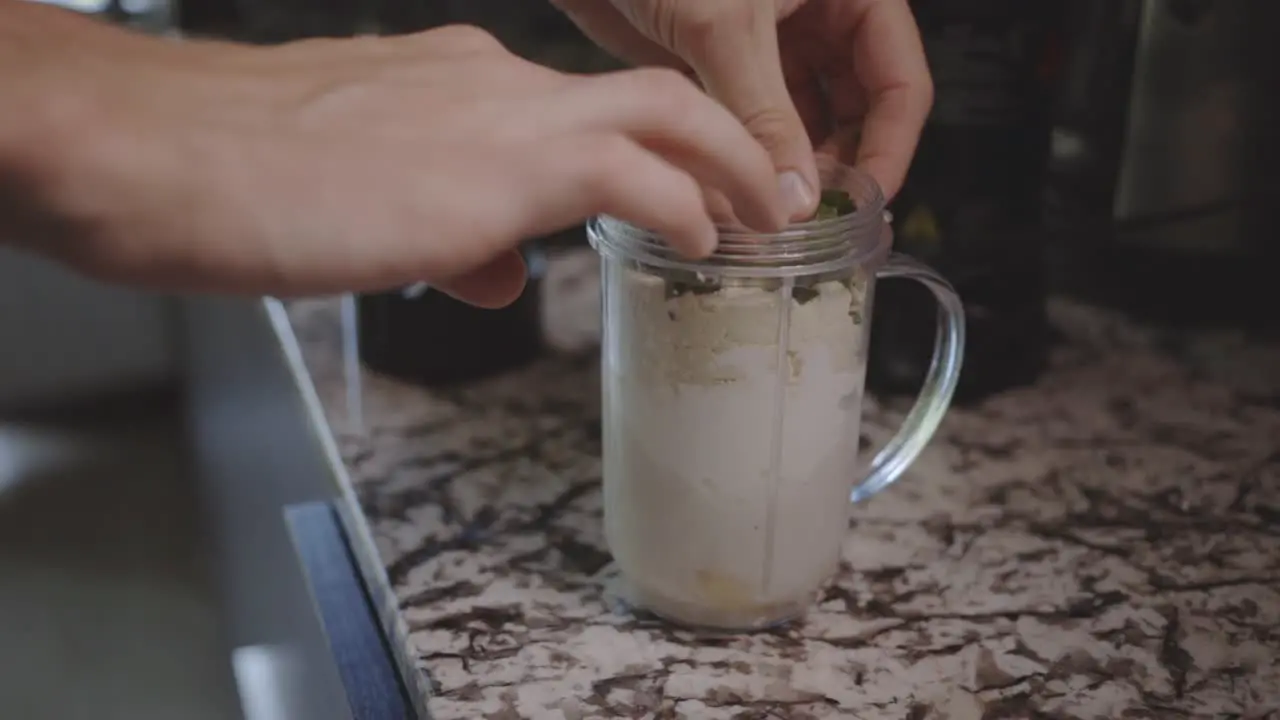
[850, 253, 966, 503]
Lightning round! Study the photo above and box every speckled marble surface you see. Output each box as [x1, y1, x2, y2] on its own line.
[287, 248, 1280, 720]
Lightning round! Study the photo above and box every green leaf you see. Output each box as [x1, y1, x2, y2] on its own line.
[791, 285, 820, 305]
[813, 189, 857, 220]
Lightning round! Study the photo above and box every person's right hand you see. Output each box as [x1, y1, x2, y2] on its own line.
[551, 0, 933, 218]
[10, 11, 787, 305]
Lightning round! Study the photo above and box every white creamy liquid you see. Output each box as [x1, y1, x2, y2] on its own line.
[602, 266, 870, 629]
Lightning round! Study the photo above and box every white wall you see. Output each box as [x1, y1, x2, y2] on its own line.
[0, 248, 179, 410]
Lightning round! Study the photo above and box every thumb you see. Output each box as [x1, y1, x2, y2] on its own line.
[676, 1, 818, 221]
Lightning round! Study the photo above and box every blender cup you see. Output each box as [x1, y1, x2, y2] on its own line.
[589, 158, 965, 630]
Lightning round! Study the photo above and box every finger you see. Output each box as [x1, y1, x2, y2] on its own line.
[546, 68, 786, 231]
[549, 0, 688, 70]
[672, 0, 819, 220]
[780, 44, 830, 150]
[842, 0, 933, 199]
[703, 187, 742, 227]
[435, 249, 528, 309]
[502, 133, 716, 258]
[817, 123, 865, 166]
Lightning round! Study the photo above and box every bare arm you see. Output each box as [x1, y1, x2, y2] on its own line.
[0, 2, 785, 300]
[0, 2, 167, 266]
[0, 1, 83, 254]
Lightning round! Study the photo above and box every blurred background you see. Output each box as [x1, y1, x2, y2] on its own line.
[2, 0, 1277, 718]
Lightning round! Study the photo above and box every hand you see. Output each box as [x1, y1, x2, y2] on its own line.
[12, 14, 787, 304]
[551, 0, 933, 216]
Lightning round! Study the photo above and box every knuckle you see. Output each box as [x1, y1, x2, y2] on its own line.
[671, 0, 757, 49]
[739, 105, 802, 147]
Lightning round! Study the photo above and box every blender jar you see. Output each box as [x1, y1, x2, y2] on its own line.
[589, 159, 966, 630]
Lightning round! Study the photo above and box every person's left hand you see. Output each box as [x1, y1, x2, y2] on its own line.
[5, 8, 786, 303]
[552, 0, 933, 218]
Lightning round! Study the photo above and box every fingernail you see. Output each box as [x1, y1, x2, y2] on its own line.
[778, 171, 815, 223]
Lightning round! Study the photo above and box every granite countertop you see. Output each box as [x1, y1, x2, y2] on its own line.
[287, 249, 1280, 720]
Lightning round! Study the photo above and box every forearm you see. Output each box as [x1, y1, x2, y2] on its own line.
[0, 1, 289, 286]
[0, 1, 125, 257]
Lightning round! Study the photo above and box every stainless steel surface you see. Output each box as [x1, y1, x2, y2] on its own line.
[0, 249, 180, 412]
[0, 394, 241, 720]
[1114, 0, 1280, 254]
[182, 296, 353, 720]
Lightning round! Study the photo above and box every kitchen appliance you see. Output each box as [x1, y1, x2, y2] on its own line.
[1112, 0, 1280, 257]
[1048, 0, 1280, 327]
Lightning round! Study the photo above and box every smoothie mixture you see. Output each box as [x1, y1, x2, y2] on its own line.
[602, 265, 870, 629]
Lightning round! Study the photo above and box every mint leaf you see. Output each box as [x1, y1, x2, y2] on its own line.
[813, 189, 857, 220]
